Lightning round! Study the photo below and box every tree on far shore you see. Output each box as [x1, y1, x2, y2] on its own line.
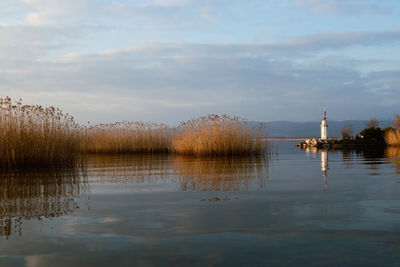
[341, 124, 353, 139]
[366, 117, 379, 129]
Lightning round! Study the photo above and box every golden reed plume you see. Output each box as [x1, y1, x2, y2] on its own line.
[172, 114, 267, 156]
[384, 129, 400, 146]
[0, 98, 268, 168]
[80, 121, 172, 154]
[0, 97, 80, 168]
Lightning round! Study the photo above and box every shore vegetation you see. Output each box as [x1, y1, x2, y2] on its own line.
[0, 97, 79, 169]
[384, 114, 400, 146]
[0, 98, 268, 168]
[385, 129, 400, 146]
[80, 121, 172, 154]
[172, 114, 267, 156]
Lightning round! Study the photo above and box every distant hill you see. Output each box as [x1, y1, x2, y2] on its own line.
[253, 120, 394, 138]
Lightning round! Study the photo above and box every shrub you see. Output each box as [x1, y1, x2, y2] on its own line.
[359, 127, 384, 141]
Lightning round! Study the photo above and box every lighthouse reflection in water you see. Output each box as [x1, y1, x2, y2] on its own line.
[306, 147, 328, 186]
[320, 150, 328, 186]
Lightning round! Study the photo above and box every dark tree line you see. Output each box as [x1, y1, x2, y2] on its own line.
[340, 115, 400, 141]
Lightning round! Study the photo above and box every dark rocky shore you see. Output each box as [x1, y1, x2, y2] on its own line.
[297, 138, 386, 149]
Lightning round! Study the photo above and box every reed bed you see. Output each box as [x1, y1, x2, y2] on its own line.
[0, 97, 80, 169]
[172, 114, 267, 156]
[384, 129, 400, 146]
[80, 121, 172, 154]
[0, 98, 269, 168]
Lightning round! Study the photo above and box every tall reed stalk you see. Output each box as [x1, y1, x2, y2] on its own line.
[0, 97, 79, 168]
[1, 97, 269, 168]
[80, 121, 172, 154]
[384, 129, 400, 146]
[172, 114, 267, 156]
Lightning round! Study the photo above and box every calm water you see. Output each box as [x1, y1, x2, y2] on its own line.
[1, 141, 400, 266]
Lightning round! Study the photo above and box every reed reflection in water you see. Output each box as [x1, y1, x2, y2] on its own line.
[174, 156, 269, 191]
[0, 168, 88, 237]
[385, 146, 400, 174]
[85, 154, 270, 191]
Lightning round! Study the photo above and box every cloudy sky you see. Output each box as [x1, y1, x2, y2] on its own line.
[1, 0, 400, 124]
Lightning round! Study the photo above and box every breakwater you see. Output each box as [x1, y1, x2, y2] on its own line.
[297, 138, 386, 149]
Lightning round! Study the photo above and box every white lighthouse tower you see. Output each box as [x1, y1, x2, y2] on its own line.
[320, 107, 328, 140]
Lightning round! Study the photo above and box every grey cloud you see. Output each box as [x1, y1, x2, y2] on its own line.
[2, 41, 399, 123]
[1, 0, 400, 124]
[0, 0, 399, 126]
[0, 25, 64, 63]
[293, 0, 391, 16]
[264, 30, 400, 56]
[103, 28, 400, 58]
[137, 0, 195, 8]
[60, 28, 400, 62]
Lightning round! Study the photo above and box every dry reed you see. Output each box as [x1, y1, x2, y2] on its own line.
[80, 121, 172, 154]
[0, 97, 80, 169]
[384, 129, 400, 146]
[1, 97, 269, 168]
[172, 114, 267, 156]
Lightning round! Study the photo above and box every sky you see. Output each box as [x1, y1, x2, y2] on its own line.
[1, 0, 400, 124]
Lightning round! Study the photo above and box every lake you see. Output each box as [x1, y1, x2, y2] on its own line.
[1, 141, 400, 266]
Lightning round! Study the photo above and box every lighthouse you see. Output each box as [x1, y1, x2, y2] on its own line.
[320, 107, 328, 140]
